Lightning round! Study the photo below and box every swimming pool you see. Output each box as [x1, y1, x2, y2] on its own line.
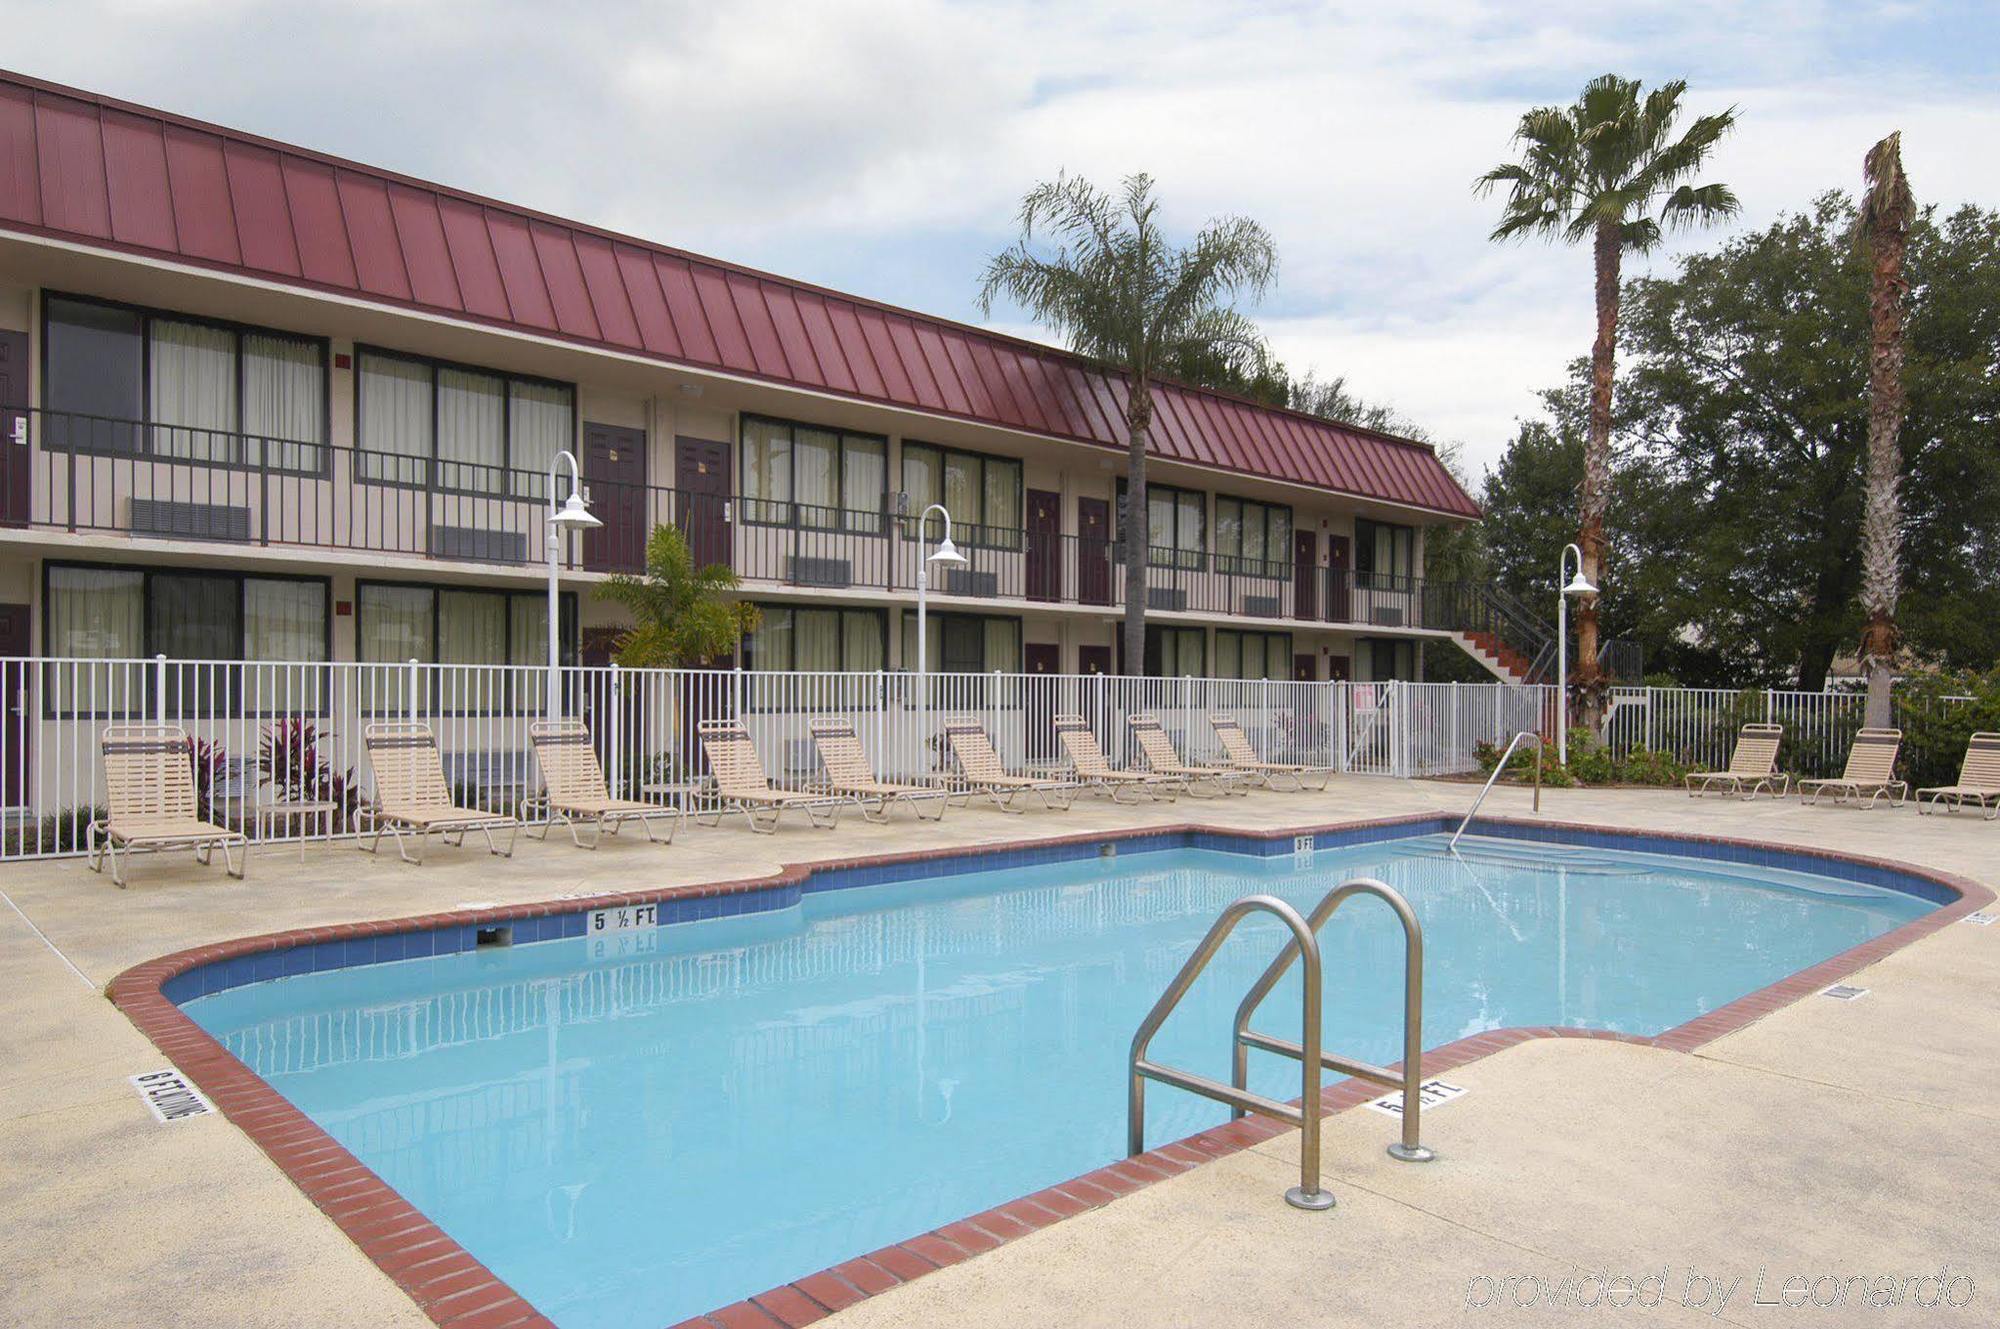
[180, 827, 1935, 1328]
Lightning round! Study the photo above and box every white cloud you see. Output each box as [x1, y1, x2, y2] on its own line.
[10, 1, 1997, 478]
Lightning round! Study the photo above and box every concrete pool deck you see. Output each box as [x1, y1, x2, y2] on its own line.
[3, 779, 1996, 1328]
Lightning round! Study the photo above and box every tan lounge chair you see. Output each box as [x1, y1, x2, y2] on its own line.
[1916, 732, 2000, 820]
[1208, 713, 1333, 791]
[528, 720, 683, 848]
[360, 722, 519, 864]
[696, 719, 846, 833]
[942, 719, 1078, 813]
[1128, 713, 1249, 797]
[88, 724, 248, 887]
[1685, 722, 1789, 799]
[1798, 728, 1908, 809]
[808, 717, 946, 822]
[1056, 714, 1180, 802]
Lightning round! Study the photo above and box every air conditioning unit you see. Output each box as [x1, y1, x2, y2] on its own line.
[431, 525, 529, 563]
[1148, 587, 1188, 611]
[948, 570, 999, 597]
[788, 556, 853, 588]
[129, 498, 252, 543]
[1242, 594, 1280, 617]
[1371, 606, 1406, 627]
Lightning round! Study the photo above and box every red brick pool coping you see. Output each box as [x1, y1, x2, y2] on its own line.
[106, 814, 1994, 1329]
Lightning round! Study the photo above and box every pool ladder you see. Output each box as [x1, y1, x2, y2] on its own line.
[1127, 877, 1432, 1212]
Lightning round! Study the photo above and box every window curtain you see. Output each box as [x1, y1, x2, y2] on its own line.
[795, 610, 840, 671]
[741, 418, 792, 523]
[358, 585, 433, 713]
[901, 445, 940, 538]
[1216, 632, 1241, 679]
[1268, 509, 1292, 570]
[983, 618, 1020, 673]
[245, 579, 327, 714]
[47, 567, 143, 658]
[942, 453, 978, 533]
[842, 438, 885, 533]
[793, 428, 839, 529]
[1216, 500, 1242, 570]
[149, 320, 237, 463]
[245, 580, 326, 660]
[749, 606, 793, 672]
[984, 459, 1021, 547]
[359, 354, 433, 484]
[244, 335, 325, 473]
[509, 382, 571, 501]
[436, 368, 505, 492]
[439, 590, 507, 666]
[841, 611, 883, 671]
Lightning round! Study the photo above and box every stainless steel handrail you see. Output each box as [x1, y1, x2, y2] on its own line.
[1128, 895, 1335, 1211]
[1227, 877, 1434, 1164]
[1449, 730, 1542, 848]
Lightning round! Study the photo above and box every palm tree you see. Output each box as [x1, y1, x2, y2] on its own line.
[1857, 132, 1914, 727]
[594, 524, 759, 667]
[978, 174, 1277, 673]
[1476, 76, 1739, 721]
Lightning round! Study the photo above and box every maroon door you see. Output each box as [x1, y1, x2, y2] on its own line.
[1327, 653, 1351, 682]
[1078, 645, 1111, 676]
[675, 437, 731, 570]
[1293, 653, 1316, 683]
[0, 331, 28, 527]
[1026, 489, 1061, 602]
[1077, 497, 1111, 605]
[1293, 529, 1317, 621]
[1326, 533, 1352, 622]
[0, 603, 27, 807]
[583, 423, 647, 572]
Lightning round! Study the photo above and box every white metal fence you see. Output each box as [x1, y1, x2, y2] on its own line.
[0, 656, 1969, 862]
[0, 657, 1564, 859]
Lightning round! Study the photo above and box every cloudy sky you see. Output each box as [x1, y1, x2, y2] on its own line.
[12, 1, 1997, 478]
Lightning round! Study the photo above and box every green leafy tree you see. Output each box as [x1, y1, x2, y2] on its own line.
[594, 525, 759, 667]
[1484, 193, 2000, 687]
[978, 174, 1277, 672]
[1476, 75, 1740, 716]
[1857, 132, 1915, 726]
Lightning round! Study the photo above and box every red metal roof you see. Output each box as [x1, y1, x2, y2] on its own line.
[0, 70, 1479, 519]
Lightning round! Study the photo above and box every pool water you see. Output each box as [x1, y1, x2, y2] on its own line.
[186, 833, 1930, 1327]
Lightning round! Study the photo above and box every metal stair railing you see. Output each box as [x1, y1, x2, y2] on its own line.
[1127, 877, 1431, 1213]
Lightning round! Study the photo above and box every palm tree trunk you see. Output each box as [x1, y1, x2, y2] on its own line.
[1859, 134, 1910, 728]
[1574, 218, 1620, 730]
[1123, 380, 1151, 675]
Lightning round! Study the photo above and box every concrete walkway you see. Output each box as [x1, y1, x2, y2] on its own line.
[2, 779, 1995, 1327]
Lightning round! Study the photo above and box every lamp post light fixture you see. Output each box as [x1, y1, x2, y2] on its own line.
[1554, 542, 1597, 766]
[914, 503, 967, 770]
[545, 449, 601, 722]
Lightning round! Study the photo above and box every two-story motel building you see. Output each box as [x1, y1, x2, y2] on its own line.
[0, 71, 1507, 731]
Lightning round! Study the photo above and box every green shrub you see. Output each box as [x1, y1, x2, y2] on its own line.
[1895, 669, 2000, 791]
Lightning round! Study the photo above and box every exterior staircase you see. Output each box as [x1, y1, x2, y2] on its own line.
[1450, 627, 1538, 683]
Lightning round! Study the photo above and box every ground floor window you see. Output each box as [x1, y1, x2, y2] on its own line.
[1362, 637, 1416, 682]
[742, 605, 887, 673]
[44, 563, 329, 714]
[1143, 625, 1206, 678]
[357, 582, 576, 712]
[902, 611, 1021, 674]
[1216, 629, 1291, 680]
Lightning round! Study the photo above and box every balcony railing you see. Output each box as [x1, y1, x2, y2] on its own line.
[3, 408, 1517, 639]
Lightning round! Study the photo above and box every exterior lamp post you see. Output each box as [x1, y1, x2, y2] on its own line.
[1554, 542, 1597, 765]
[545, 450, 602, 722]
[914, 503, 967, 771]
